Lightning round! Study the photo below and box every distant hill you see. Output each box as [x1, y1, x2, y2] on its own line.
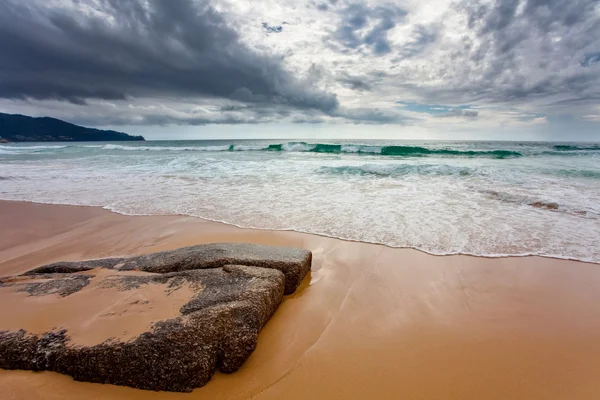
[0, 113, 144, 142]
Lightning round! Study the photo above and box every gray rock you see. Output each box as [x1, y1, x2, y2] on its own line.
[0, 266, 284, 392]
[27, 243, 312, 295]
[6, 273, 91, 297]
[0, 243, 313, 392]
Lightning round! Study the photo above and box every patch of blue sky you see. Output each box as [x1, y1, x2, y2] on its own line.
[396, 101, 472, 115]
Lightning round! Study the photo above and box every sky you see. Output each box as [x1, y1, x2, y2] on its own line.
[0, 0, 599, 140]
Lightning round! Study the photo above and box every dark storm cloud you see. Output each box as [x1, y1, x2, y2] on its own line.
[65, 101, 298, 127]
[0, 0, 338, 114]
[328, 2, 407, 55]
[2, 0, 598, 129]
[101, 113, 266, 126]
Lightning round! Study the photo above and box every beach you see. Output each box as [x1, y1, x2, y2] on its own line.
[2, 200, 600, 399]
[2, 140, 599, 263]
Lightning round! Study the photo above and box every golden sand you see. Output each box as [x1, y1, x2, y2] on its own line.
[0, 268, 195, 347]
[1, 200, 600, 399]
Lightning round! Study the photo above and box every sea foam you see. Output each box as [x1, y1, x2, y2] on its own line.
[1, 140, 599, 263]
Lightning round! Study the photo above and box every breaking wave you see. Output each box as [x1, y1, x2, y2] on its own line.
[0, 145, 68, 150]
[99, 144, 232, 151]
[0, 144, 68, 154]
[2, 139, 600, 263]
[91, 142, 524, 158]
[553, 145, 600, 151]
[318, 164, 473, 177]
[4, 142, 600, 159]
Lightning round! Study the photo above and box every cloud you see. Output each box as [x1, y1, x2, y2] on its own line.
[328, 2, 407, 55]
[0, 0, 598, 133]
[0, 0, 337, 114]
[441, 0, 600, 106]
[262, 22, 283, 33]
[0, 96, 318, 127]
[582, 52, 600, 67]
[292, 116, 327, 124]
[337, 74, 373, 91]
[396, 25, 438, 58]
[333, 107, 411, 124]
[440, 109, 479, 118]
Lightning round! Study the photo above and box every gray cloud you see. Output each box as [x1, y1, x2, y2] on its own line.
[379, 0, 600, 121]
[262, 22, 283, 33]
[333, 107, 411, 124]
[396, 25, 438, 59]
[582, 52, 600, 67]
[291, 116, 327, 124]
[437, 109, 479, 119]
[448, 0, 600, 104]
[0, 97, 304, 127]
[0, 0, 337, 114]
[0, 0, 598, 131]
[328, 2, 407, 55]
[108, 113, 264, 126]
[337, 74, 373, 91]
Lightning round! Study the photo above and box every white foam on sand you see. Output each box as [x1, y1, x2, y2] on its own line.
[1, 141, 599, 263]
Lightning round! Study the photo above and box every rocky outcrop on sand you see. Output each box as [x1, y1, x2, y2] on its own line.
[26, 243, 312, 295]
[0, 243, 312, 392]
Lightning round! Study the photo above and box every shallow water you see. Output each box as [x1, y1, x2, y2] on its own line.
[1, 140, 599, 262]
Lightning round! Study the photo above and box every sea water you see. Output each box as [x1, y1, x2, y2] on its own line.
[1, 140, 599, 263]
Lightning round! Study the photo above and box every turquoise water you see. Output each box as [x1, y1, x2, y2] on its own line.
[1, 140, 599, 262]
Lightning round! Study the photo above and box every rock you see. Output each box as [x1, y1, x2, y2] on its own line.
[0, 243, 313, 392]
[28, 243, 313, 295]
[0, 273, 91, 297]
[530, 201, 559, 210]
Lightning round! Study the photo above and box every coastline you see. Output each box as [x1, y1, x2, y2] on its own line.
[4, 197, 596, 265]
[2, 200, 600, 399]
[3, 139, 599, 264]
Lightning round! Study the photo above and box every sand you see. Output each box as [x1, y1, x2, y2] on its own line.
[0, 267, 195, 347]
[1, 200, 600, 399]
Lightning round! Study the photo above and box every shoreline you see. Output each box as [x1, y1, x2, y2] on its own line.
[2, 198, 596, 266]
[2, 200, 600, 399]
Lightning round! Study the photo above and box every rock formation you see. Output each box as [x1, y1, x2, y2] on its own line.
[0, 243, 312, 392]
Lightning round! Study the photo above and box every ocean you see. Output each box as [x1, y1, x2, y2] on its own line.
[1, 140, 599, 263]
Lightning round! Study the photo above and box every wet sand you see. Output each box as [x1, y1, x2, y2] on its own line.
[1, 200, 600, 399]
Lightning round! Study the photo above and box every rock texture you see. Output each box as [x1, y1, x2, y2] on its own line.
[27, 243, 312, 295]
[0, 243, 312, 392]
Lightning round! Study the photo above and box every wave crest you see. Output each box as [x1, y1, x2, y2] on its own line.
[89, 142, 523, 158]
[553, 145, 600, 151]
[318, 163, 472, 177]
